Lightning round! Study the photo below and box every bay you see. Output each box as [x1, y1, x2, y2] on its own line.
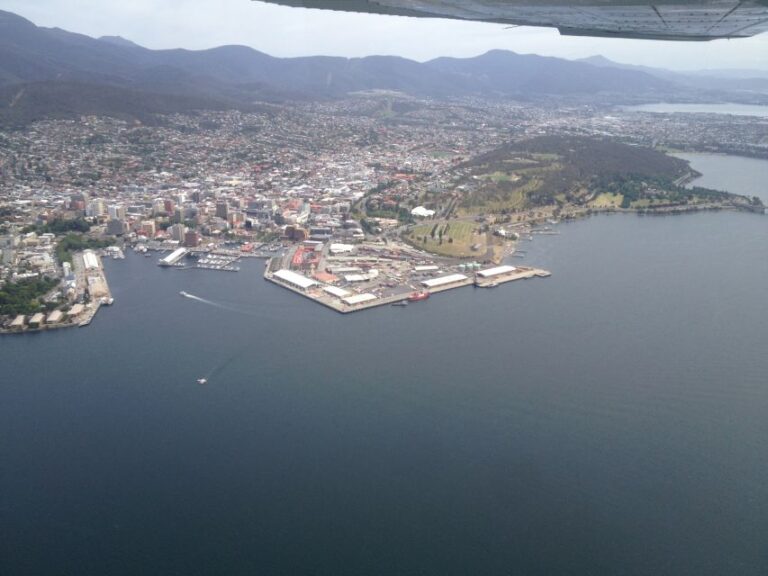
[624, 103, 768, 117]
[674, 152, 768, 203]
[1, 158, 767, 575]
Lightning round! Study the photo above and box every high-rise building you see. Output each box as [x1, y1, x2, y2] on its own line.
[106, 219, 128, 236]
[216, 201, 229, 220]
[108, 204, 126, 220]
[152, 199, 166, 216]
[170, 224, 186, 243]
[140, 221, 156, 237]
[184, 230, 200, 247]
[86, 199, 106, 218]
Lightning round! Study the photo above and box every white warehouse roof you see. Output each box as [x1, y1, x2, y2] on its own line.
[323, 286, 350, 298]
[274, 269, 318, 289]
[160, 247, 187, 264]
[83, 250, 99, 270]
[344, 274, 368, 283]
[343, 293, 377, 306]
[421, 273, 468, 288]
[329, 243, 355, 254]
[477, 265, 517, 278]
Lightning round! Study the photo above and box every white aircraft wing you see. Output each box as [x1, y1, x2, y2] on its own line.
[256, 0, 768, 40]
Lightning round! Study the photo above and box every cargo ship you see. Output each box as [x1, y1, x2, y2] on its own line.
[408, 291, 430, 302]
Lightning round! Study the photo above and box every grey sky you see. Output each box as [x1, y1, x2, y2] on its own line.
[5, 0, 768, 70]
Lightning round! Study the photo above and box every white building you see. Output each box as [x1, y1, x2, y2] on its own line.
[477, 265, 517, 278]
[421, 274, 469, 288]
[273, 269, 318, 291]
[411, 206, 436, 218]
[82, 250, 99, 270]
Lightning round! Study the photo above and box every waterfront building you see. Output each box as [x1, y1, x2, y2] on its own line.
[46, 310, 64, 324]
[83, 251, 99, 270]
[29, 313, 45, 328]
[273, 269, 317, 291]
[184, 231, 200, 247]
[421, 274, 469, 289]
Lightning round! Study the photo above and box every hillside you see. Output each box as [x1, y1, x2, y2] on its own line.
[452, 136, 736, 212]
[0, 9, 681, 125]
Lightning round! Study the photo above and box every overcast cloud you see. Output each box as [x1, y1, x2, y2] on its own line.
[5, 0, 768, 71]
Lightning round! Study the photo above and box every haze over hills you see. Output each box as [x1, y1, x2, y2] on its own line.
[579, 55, 768, 94]
[0, 9, 763, 126]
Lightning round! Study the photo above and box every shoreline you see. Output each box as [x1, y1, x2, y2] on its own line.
[3, 203, 763, 332]
[264, 262, 551, 314]
[0, 250, 113, 335]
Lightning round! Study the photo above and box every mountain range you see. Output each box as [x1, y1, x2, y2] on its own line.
[0, 9, 765, 127]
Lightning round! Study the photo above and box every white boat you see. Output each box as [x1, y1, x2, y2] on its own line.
[197, 378, 207, 385]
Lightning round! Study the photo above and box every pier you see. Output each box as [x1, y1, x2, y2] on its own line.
[264, 260, 550, 314]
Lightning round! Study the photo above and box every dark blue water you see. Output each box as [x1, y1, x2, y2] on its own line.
[675, 153, 768, 203]
[2, 188, 768, 574]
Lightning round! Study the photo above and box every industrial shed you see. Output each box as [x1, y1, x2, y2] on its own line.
[421, 274, 469, 288]
[477, 265, 517, 278]
[342, 293, 377, 306]
[323, 286, 351, 298]
[273, 269, 318, 290]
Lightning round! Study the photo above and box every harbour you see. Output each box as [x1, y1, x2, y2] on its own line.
[3, 211, 768, 576]
[263, 241, 550, 313]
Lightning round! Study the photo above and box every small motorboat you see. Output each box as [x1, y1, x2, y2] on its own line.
[197, 378, 207, 385]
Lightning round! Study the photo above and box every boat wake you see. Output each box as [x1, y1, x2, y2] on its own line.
[179, 291, 248, 314]
[197, 343, 252, 384]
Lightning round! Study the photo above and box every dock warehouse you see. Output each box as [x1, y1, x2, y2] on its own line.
[273, 269, 318, 291]
[323, 286, 351, 298]
[47, 310, 64, 324]
[83, 250, 99, 270]
[342, 293, 377, 306]
[414, 265, 439, 272]
[159, 247, 188, 266]
[421, 273, 469, 289]
[477, 265, 517, 278]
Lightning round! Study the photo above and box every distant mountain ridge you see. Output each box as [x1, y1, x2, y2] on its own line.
[578, 55, 768, 93]
[0, 9, 699, 126]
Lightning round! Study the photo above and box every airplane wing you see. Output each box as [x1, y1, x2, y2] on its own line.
[255, 1, 768, 41]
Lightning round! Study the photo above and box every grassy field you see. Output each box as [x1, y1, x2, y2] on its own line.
[485, 171, 521, 183]
[456, 183, 532, 217]
[456, 161, 565, 217]
[590, 192, 624, 208]
[408, 220, 488, 258]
